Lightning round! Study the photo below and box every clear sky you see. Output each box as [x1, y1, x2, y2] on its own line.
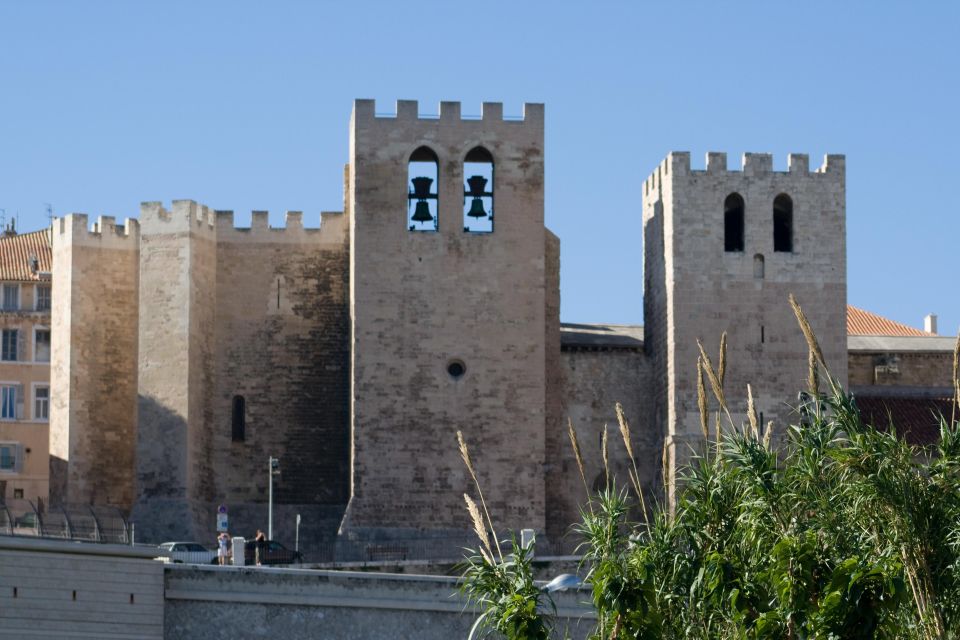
[1, 1, 957, 334]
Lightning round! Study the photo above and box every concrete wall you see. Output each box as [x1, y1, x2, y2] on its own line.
[643, 153, 848, 503]
[50, 214, 139, 508]
[344, 99, 550, 537]
[164, 564, 592, 640]
[0, 537, 592, 640]
[0, 536, 164, 639]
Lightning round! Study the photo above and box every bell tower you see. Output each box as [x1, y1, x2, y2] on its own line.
[341, 99, 549, 541]
[643, 152, 848, 505]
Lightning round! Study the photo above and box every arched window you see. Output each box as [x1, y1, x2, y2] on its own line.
[724, 193, 745, 252]
[773, 194, 793, 252]
[231, 395, 245, 442]
[463, 147, 494, 233]
[408, 146, 439, 232]
[754, 253, 765, 279]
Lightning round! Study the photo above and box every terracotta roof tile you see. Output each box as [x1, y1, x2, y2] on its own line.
[847, 305, 929, 337]
[0, 229, 53, 282]
[855, 394, 953, 446]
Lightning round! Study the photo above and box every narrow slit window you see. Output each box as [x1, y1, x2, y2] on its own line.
[724, 193, 745, 252]
[231, 395, 245, 442]
[773, 193, 793, 252]
[463, 147, 494, 233]
[753, 253, 765, 279]
[408, 146, 439, 232]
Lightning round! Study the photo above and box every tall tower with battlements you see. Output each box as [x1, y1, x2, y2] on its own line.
[643, 152, 848, 504]
[341, 99, 556, 540]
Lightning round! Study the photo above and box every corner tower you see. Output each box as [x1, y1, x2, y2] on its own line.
[342, 99, 548, 540]
[643, 152, 847, 504]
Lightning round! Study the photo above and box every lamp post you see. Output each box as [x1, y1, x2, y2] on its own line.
[268, 456, 280, 540]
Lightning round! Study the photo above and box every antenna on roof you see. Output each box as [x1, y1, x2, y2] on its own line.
[44, 203, 53, 225]
[0, 209, 5, 231]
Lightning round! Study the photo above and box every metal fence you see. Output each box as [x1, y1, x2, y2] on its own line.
[0, 499, 130, 543]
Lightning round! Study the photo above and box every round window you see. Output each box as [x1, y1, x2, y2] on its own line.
[447, 360, 466, 379]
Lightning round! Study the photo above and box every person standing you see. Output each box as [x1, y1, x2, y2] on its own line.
[254, 529, 266, 566]
[217, 532, 230, 566]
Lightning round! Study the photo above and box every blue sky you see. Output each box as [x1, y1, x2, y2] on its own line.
[1, 1, 957, 333]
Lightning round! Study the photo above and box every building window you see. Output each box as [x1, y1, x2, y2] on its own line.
[754, 253, 765, 279]
[34, 329, 50, 362]
[0, 443, 20, 472]
[773, 193, 793, 252]
[2, 284, 19, 311]
[2, 330, 18, 361]
[408, 146, 439, 232]
[463, 147, 494, 233]
[13, 488, 23, 499]
[724, 193, 745, 252]
[35, 285, 51, 311]
[1, 386, 17, 420]
[34, 386, 49, 421]
[231, 395, 246, 442]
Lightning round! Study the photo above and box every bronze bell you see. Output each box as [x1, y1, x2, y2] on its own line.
[466, 198, 487, 218]
[466, 175, 487, 197]
[411, 201, 433, 222]
[411, 176, 434, 199]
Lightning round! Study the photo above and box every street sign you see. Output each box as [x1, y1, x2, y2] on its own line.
[217, 504, 228, 514]
[216, 513, 228, 532]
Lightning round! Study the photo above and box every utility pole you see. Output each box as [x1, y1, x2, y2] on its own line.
[268, 456, 280, 539]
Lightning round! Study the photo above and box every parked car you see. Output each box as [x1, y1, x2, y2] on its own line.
[158, 541, 218, 564]
[244, 539, 302, 565]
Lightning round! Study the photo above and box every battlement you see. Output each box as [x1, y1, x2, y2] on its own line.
[216, 209, 347, 245]
[352, 99, 544, 125]
[54, 213, 140, 248]
[645, 152, 845, 194]
[136, 201, 347, 245]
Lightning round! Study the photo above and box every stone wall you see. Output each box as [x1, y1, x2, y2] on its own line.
[131, 202, 349, 542]
[849, 349, 953, 388]
[643, 153, 848, 503]
[552, 344, 654, 536]
[344, 100, 550, 537]
[49, 214, 139, 508]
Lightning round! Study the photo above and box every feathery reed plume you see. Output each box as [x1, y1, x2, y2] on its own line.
[715, 412, 722, 445]
[464, 493, 493, 563]
[789, 293, 827, 369]
[568, 418, 589, 496]
[952, 331, 959, 425]
[616, 402, 649, 526]
[601, 424, 610, 490]
[763, 420, 774, 449]
[457, 430, 502, 561]
[747, 384, 759, 439]
[808, 348, 820, 398]
[697, 339, 734, 428]
[697, 357, 709, 442]
[718, 331, 728, 388]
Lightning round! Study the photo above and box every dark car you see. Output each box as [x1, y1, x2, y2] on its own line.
[244, 539, 302, 565]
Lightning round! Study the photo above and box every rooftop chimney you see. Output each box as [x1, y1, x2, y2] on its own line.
[924, 313, 938, 335]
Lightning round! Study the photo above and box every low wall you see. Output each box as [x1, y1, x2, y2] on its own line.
[0, 536, 595, 639]
[0, 536, 164, 639]
[164, 564, 595, 640]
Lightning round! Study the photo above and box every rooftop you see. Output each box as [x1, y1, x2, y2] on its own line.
[0, 228, 52, 282]
[847, 305, 930, 337]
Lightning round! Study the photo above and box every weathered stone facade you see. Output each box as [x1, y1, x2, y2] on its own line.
[42, 98, 954, 550]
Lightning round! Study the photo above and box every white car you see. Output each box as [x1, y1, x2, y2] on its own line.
[158, 541, 218, 564]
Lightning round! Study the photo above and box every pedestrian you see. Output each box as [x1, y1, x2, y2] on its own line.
[217, 532, 230, 566]
[254, 529, 266, 566]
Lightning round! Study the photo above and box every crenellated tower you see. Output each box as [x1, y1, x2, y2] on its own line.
[643, 152, 847, 504]
[50, 214, 140, 508]
[341, 99, 554, 540]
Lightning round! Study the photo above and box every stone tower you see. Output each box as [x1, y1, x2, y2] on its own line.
[341, 99, 551, 540]
[643, 152, 847, 503]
